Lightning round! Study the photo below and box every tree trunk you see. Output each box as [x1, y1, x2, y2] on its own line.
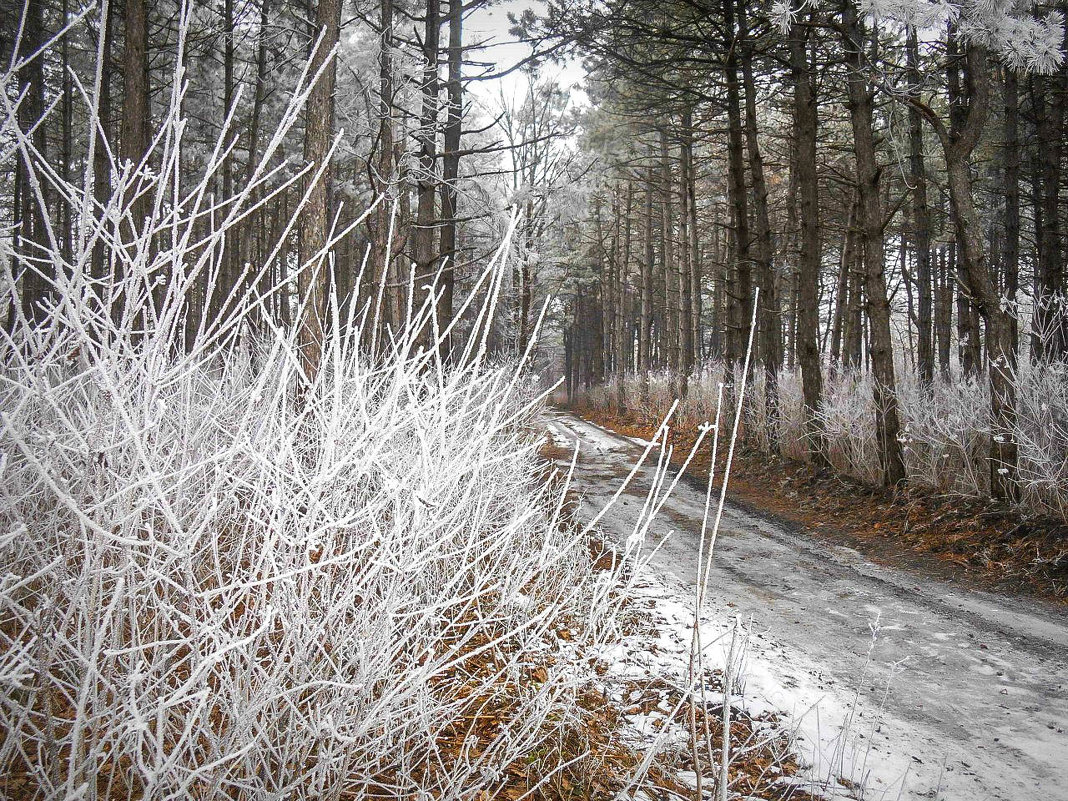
[639, 159, 655, 399]
[830, 193, 857, 363]
[723, 0, 751, 362]
[938, 44, 1018, 500]
[679, 112, 695, 395]
[16, 0, 50, 325]
[842, 0, 906, 486]
[61, 0, 73, 264]
[221, 0, 236, 310]
[908, 30, 933, 386]
[121, 0, 150, 218]
[1033, 67, 1065, 359]
[370, 0, 396, 345]
[739, 0, 781, 379]
[413, 0, 441, 346]
[92, 0, 115, 294]
[240, 0, 272, 330]
[297, 0, 341, 380]
[935, 246, 952, 374]
[1002, 68, 1020, 355]
[659, 128, 679, 386]
[686, 117, 702, 369]
[789, 7, 826, 468]
[618, 180, 633, 408]
[437, 0, 462, 359]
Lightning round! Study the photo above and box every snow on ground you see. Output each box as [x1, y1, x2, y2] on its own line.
[547, 409, 1068, 801]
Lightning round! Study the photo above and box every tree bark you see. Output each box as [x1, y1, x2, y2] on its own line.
[1033, 67, 1065, 359]
[738, 0, 781, 380]
[121, 0, 150, 216]
[659, 128, 679, 385]
[931, 44, 1019, 500]
[297, 0, 341, 380]
[16, 0, 50, 325]
[370, 0, 396, 345]
[92, 0, 115, 295]
[723, 0, 751, 362]
[789, 7, 827, 468]
[413, 0, 441, 347]
[842, 0, 906, 486]
[830, 193, 857, 364]
[639, 158, 655, 398]
[1002, 68, 1020, 355]
[679, 111, 695, 395]
[907, 30, 933, 386]
[437, 0, 462, 359]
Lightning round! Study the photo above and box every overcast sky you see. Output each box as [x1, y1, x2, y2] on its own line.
[463, 0, 586, 109]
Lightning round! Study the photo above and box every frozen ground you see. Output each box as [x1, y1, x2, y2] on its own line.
[546, 410, 1068, 801]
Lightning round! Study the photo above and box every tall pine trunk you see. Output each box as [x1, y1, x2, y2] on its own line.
[437, 0, 462, 358]
[842, 0, 906, 486]
[790, 7, 827, 468]
[297, 0, 341, 380]
[413, 0, 441, 347]
[908, 31, 933, 386]
[932, 44, 1019, 500]
[16, 0, 50, 325]
[723, 0, 751, 362]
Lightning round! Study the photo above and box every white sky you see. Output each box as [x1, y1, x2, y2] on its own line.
[463, 0, 587, 110]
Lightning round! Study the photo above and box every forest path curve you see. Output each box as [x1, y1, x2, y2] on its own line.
[545, 410, 1068, 801]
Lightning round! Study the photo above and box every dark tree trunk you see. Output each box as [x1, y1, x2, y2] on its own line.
[659, 128, 681, 391]
[935, 44, 1019, 500]
[842, 0, 905, 486]
[685, 114, 702, 368]
[91, 0, 115, 290]
[1003, 68, 1020, 355]
[1033, 67, 1065, 359]
[830, 193, 857, 364]
[790, 7, 827, 468]
[723, 0, 751, 362]
[437, 0, 462, 358]
[121, 0, 150, 215]
[370, 0, 396, 346]
[61, 0, 73, 264]
[678, 121, 694, 396]
[639, 158, 655, 395]
[908, 30, 933, 386]
[739, 0, 781, 380]
[221, 0, 236, 309]
[935, 246, 952, 374]
[297, 0, 341, 379]
[16, 0, 50, 325]
[413, 0, 441, 345]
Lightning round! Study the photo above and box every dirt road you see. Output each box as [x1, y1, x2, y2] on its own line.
[546, 410, 1068, 801]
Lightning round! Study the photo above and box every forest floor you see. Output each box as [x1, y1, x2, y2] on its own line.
[572, 404, 1068, 604]
[544, 408, 1068, 800]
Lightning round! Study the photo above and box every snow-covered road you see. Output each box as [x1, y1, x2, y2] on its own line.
[546, 410, 1068, 801]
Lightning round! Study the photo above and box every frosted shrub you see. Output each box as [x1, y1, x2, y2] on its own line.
[580, 361, 1068, 522]
[644, 370, 678, 423]
[1017, 361, 1068, 520]
[678, 362, 730, 431]
[899, 373, 990, 497]
[0, 47, 635, 799]
[817, 369, 881, 485]
[773, 367, 808, 463]
[587, 374, 617, 411]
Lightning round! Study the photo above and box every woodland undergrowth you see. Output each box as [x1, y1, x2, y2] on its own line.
[591, 364, 1068, 524]
[0, 44, 658, 799]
